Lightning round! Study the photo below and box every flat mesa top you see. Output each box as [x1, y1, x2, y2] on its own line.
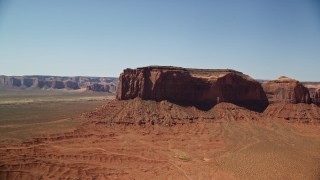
[123, 66, 254, 81]
[135, 65, 239, 73]
[264, 76, 299, 84]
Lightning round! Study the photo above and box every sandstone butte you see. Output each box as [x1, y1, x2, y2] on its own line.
[116, 66, 269, 112]
[262, 76, 311, 104]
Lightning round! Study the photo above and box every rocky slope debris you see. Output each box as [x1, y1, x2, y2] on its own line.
[82, 98, 262, 126]
[262, 76, 311, 104]
[264, 103, 320, 122]
[117, 66, 268, 112]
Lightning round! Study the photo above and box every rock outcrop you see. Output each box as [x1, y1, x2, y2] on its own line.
[11, 78, 22, 87]
[302, 82, 320, 106]
[51, 80, 65, 89]
[64, 80, 80, 89]
[22, 78, 38, 88]
[116, 66, 268, 112]
[262, 76, 311, 104]
[86, 83, 110, 92]
[108, 82, 117, 92]
[314, 89, 320, 106]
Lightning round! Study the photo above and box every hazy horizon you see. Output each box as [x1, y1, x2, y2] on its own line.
[0, 0, 319, 81]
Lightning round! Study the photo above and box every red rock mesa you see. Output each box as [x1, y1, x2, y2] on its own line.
[117, 66, 268, 112]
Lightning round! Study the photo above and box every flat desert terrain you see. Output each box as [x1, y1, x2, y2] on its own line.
[0, 89, 114, 141]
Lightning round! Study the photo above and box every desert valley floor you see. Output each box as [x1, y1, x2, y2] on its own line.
[1, 97, 320, 180]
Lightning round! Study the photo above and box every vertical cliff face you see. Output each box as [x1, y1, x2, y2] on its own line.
[64, 80, 80, 89]
[117, 66, 268, 112]
[52, 81, 66, 89]
[22, 78, 32, 87]
[11, 78, 22, 87]
[314, 89, 320, 105]
[262, 76, 311, 104]
[86, 83, 111, 92]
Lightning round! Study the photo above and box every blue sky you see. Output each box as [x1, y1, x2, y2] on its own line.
[0, 0, 319, 81]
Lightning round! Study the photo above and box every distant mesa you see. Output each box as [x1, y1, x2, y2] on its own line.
[0, 75, 117, 92]
[262, 76, 311, 104]
[116, 66, 268, 112]
[86, 82, 116, 92]
[51, 80, 66, 89]
[64, 80, 80, 89]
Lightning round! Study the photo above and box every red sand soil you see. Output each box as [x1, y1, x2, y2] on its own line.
[1, 99, 320, 179]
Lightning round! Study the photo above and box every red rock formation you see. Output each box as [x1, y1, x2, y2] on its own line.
[116, 66, 268, 112]
[262, 76, 311, 104]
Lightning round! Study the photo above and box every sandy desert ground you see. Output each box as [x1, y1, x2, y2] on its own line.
[1, 98, 320, 180]
[0, 89, 114, 141]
